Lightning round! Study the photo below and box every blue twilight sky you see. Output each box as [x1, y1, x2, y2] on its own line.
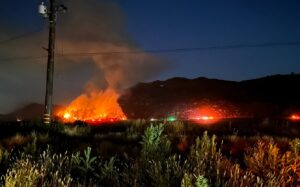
[116, 0, 300, 80]
[0, 0, 300, 113]
[1, 0, 300, 80]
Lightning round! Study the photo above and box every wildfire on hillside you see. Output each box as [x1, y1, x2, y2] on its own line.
[290, 114, 300, 121]
[56, 88, 126, 125]
[187, 105, 222, 124]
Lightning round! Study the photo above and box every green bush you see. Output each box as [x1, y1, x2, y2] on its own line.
[181, 173, 209, 187]
[2, 146, 73, 187]
[140, 124, 171, 161]
[0, 121, 299, 186]
[99, 156, 120, 186]
[188, 131, 222, 185]
[3, 157, 41, 187]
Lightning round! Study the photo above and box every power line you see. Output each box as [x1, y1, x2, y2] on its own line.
[0, 27, 45, 45]
[0, 55, 46, 62]
[0, 40, 300, 62]
[57, 40, 300, 57]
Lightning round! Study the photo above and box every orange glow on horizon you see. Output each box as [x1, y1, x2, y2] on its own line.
[200, 116, 214, 120]
[57, 88, 126, 124]
[189, 106, 222, 124]
[290, 114, 300, 121]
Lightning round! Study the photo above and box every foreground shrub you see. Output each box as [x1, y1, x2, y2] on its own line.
[3, 157, 41, 187]
[1, 122, 300, 186]
[99, 156, 120, 186]
[63, 125, 91, 137]
[0, 147, 9, 164]
[3, 156, 72, 187]
[245, 141, 282, 179]
[140, 124, 171, 161]
[244, 138, 300, 186]
[188, 131, 222, 185]
[181, 173, 209, 187]
[2, 147, 72, 187]
[145, 155, 184, 187]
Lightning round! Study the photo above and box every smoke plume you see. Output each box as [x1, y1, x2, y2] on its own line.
[0, 0, 167, 113]
[58, 0, 166, 91]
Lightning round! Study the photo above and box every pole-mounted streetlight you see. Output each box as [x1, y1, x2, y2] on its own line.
[38, 1, 67, 125]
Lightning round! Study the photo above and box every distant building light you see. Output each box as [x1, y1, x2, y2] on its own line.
[150, 118, 157, 121]
[167, 116, 177, 122]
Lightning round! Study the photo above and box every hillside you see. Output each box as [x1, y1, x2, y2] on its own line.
[118, 74, 300, 119]
[2, 74, 300, 121]
[0, 103, 63, 122]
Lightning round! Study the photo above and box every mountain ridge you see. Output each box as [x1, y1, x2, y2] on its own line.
[1, 73, 299, 121]
[119, 73, 300, 119]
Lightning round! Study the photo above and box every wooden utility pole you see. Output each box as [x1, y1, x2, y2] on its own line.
[43, 0, 56, 125]
[39, 0, 66, 124]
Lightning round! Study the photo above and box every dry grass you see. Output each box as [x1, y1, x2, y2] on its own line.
[0, 122, 299, 186]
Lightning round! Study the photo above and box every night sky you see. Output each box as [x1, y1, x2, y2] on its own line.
[0, 0, 300, 113]
[119, 0, 300, 80]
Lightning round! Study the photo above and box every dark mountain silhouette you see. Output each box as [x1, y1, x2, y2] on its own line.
[119, 74, 300, 119]
[240, 74, 300, 104]
[0, 103, 63, 122]
[1, 74, 300, 121]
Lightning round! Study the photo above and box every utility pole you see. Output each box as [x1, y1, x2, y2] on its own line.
[39, 1, 67, 125]
[44, 0, 56, 125]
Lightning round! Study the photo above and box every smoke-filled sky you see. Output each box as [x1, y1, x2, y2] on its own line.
[0, 0, 300, 113]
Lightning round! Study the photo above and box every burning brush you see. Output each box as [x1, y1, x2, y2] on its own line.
[56, 88, 126, 125]
[187, 105, 222, 124]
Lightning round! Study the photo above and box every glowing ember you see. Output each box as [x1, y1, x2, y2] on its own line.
[290, 114, 300, 121]
[57, 88, 126, 124]
[188, 106, 221, 124]
[63, 113, 71, 119]
[198, 116, 214, 121]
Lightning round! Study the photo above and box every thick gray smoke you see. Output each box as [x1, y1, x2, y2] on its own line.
[0, 0, 167, 113]
[58, 0, 166, 91]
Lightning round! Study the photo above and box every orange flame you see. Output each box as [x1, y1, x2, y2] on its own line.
[57, 88, 126, 124]
[290, 114, 300, 121]
[188, 106, 222, 124]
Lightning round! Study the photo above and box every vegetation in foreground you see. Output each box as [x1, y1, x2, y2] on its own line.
[0, 120, 299, 186]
